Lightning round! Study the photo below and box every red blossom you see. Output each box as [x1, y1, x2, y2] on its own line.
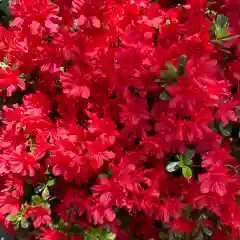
[26, 205, 51, 228]
[7, 152, 40, 177]
[0, 193, 20, 215]
[198, 167, 233, 196]
[0, 67, 25, 96]
[0, 0, 238, 238]
[40, 229, 68, 240]
[56, 189, 87, 223]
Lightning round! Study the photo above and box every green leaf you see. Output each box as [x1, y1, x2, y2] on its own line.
[31, 195, 43, 205]
[44, 202, 51, 208]
[215, 14, 229, 39]
[3, 57, 8, 65]
[35, 185, 45, 194]
[106, 233, 116, 240]
[165, 19, 171, 25]
[202, 227, 212, 236]
[108, 169, 112, 177]
[210, 21, 216, 38]
[98, 173, 109, 179]
[159, 91, 171, 100]
[6, 215, 18, 222]
[58, 219, 68, 230]
[20, 218, 29, 229]
[161, 62, 178, 81]
[215, 26, 228, 39]
[177, 55, 187, 76]
[19, 73, 25, 79]
[221, 34, 240, 41]
[47, 179, 56, 187]
[42, 187, 50, 200]
[0, 62, 7, 70]
[182, 166, 192, 178]
[209, 39, 224, 46]
[85, 227, 116, 240]
[183, 149, 195, 163]
[166, 162, 180, 172]
[165, 62, 176, 71]
[219, 123, 232, 136]
[184, 158, 193, 166]
[12, 64, 18, 70]
[45, 166, 52, 175]
[177, 155, 184, 167]
[216, 14, 229, 28]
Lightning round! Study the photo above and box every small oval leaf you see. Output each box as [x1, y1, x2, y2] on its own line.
[203, 227, 212, 236]
[215, 27, 228, 39]
[31, 195, 43, 205]
[182, 166, 192, 178]
[183, 149, 195, 161]
[106, 233, 116, 240]
[159, 91, 171, 100]
[166, 162, 180, 172]
[20, 218, 29, 229]
[6, 215, 18, 222]
[42, 187, 49, 201]
[47, 179, 56, 187]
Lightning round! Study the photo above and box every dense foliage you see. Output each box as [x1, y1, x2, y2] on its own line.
[0, 0, 240, 239]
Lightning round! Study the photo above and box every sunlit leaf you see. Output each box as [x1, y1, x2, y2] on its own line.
[182, 166, 192, 178]
[166, 162, 180, 172]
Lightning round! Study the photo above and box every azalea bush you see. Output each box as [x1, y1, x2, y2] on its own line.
[0, 0, 240, 239]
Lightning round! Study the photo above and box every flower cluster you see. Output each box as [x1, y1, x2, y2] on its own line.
[0, 0, 239, 239]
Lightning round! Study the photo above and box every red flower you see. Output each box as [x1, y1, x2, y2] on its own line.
[0, 0, 239, 238]
[60, 71, 90, 99]
[88, 203, 116, 225]
[10, 0, 60, 35]
[56, 189, 87, 223]
[85, 138, 116, 169]
[7, 152, 40, 177]
[198, 167, 233, 196]
[40, 229, 68, 240]
[215, 100, 239, 124]
[187, 0, 207, 10]
[202, 147, 235, 169]
[120, 91, 149, 125]
[0, 67, 24, 96]
[0, 193, 20, 215]
[3, 175, 24, 198]
[26, 205, 51, 228]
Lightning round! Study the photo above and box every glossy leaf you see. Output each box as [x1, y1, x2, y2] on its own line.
[42, 187, 50, 201]
[159, 91, 171, 100]
[166, 162, 180, 172]
[182, 166, 192, 179]
[20, 218, 29, 229]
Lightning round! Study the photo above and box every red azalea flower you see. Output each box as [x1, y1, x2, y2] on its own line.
[0, 67, 25, 96]
[40, 229, 68, 240]
[56, 189, 87, 223]
[0, 193, 20, 215]
[198, 167, 233, 196]
[7, 152, 40, 177]
[26, 205, 51, 228]
[0, 0, 239, 238]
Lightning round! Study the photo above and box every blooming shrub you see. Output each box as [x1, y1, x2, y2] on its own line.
[0, 0, 239, 239]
